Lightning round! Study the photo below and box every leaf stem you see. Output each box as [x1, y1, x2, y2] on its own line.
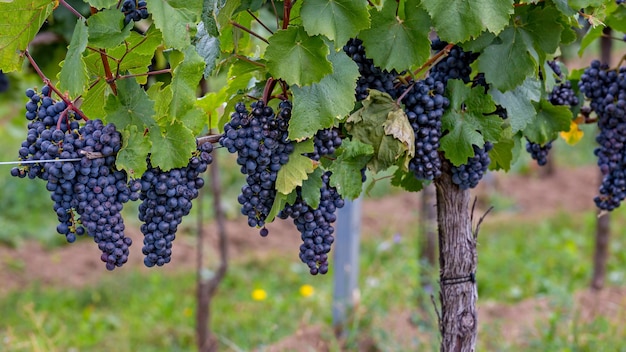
[234, 54, 266, 68]
[283, 0, 293, 29]
[230, 21, 269, 44]
[262, 77, 277, 104]
[88, 7, 119, 95]
[247, 9, 274, 34]
[59, 0, 85, 19]
[270, 0, 280, 29]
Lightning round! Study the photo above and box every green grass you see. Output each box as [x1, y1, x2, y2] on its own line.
[2, 207, 626, 351]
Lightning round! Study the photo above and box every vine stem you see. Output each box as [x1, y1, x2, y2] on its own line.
[247, 9, 274, 34]
[283, 0, 293, 29]
[262, 78, 278, 104]
[230, 21, 269, 44]
[89, 7, 118, 95]
[23, 50, 89, 121]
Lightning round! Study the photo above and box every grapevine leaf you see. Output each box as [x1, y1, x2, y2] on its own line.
[197, 88, 227, 130]
[552, 0, 576, 16]
[440, 80, 501, 166]
[488, 128, 514, 171]
[477, 5, 565, 91]
[84, 0, 117, 7]
[578, 25, 603, 56]
[87, 9, 132, 48]
[58, 18, 89, 97]
[104, 78, 157, 130]
[328, 139, 373, 199]
[276, 139, 316, 195]
[181, 107, 208, 136]
[118, 125, 152, 178]
[345, 90, 411, 172]
[0, 0, 54, 72]
[301, 168, 324, 209]
[79, 78, 107, 119]
[266, 189, 298, 224]
[359, 0, 430, 71]
[606, 6, 626, 32]
[300, 0, 370, 46]
[560, 120, 584, 145]
[289, 49, 358, 140]
[265, 26, 332, 86]
[569, 0, 605, 8]
[202, 0, 220, 37]
[391, 168, 425, 192]
[523, 99, 572, 145]
[195, 21, 220, 78]
[149, 121, 198, 170]
[169, 45, 206, 120]
[490, 77, 541, 133]
[149, 0, 202, 50]
[383, 109, 415, 162]
[421, 0, 513, 43]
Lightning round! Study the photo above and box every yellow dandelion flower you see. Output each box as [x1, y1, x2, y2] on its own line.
[183, 307, 193, 317]
[251, 289, 267, 301]
[299, 284, 315, 297]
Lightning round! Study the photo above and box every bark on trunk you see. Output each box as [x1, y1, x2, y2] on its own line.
[419, 183, 438, 299]
[435, 164, 477, 352]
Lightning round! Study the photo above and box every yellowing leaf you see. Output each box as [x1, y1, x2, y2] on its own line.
[560, 120, 584, 145]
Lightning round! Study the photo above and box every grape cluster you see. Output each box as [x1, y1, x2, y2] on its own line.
[0, 70, 8, 93]
[402, 77, 448, 181]
[525, 140, 552, 166]
[121, 0, 148, 24]
[220, 101, 294, 233]
[579, 60, 626, 210]
[278, 172, 344, 275]
[429, 40, 479, 85]
[306, 128, 342, 161]
[11, 87, 138, 270]
[138, 142, 213, 267]
[450, 142, 493, 190]
[343, 38, 401, 100]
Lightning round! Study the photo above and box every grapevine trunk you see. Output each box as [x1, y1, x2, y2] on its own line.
[435, 163, 478, 351]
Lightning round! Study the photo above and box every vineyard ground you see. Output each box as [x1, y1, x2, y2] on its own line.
[1, 164, 626, 351]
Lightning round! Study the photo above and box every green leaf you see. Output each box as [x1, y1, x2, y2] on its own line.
[79, 78, 108, 119]
[440, 80, 501, 166]
[476, 27, 536, 92]
[477, 5, 565, 91]
[275, 140, 316, 195]
[300, 0, 370, 47]
[195, 21, 220, 78]
[328, 139, 373, 199]
[490, 77, 541, 133]
[488, 128, 514, 171]
[0, 0, 54, 72]
[265, 26, 332, 86]
[202, 0, 220, 37]
[345, 90, 411, 172]
[523, 99, 572, 145]
[359, 0, 430, 71]
[104, 78, 157, 130]
[301, 168, 324, 209]
[552, 0, 576, 16]
[606, 6, 626, 32]
[87, 9, 132, 48]
[169, 45, 206, 120]
[266, 189, 298, 224]
[578, 24, 603, 56]
[117, 125, 152, 178]
[59, 18, 89, 97]
[84, 0, 117, 7]
[390, 168, 425, 192]
[197, 88, 227, 130]
[289, 49, 358, 140]
[149, 121, 198, 170]
[149, 0, 202, 50]
[421, 0, 513, 43]
[569, 0, 605, 8]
